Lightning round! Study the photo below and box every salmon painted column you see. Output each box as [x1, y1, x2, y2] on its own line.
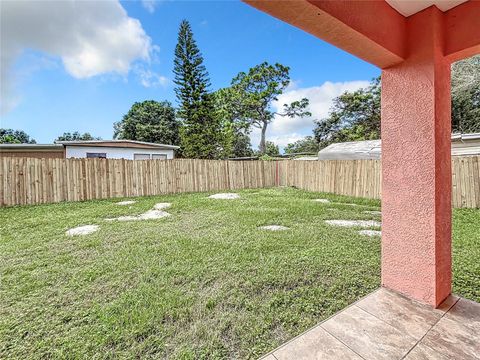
[381, 7, 452, 307]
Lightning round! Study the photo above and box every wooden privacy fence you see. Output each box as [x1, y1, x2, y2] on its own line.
[278, 159, 383, 200]
[0, 158, 279, 207]
[1, 156, 479, 208]
[278, 156, 480, 208]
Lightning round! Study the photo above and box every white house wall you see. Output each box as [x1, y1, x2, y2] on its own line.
[65, 146, 174, 160]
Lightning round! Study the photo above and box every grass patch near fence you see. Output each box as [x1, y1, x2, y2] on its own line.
[452, 208, 480, 301]
[0, 187, 478, 359]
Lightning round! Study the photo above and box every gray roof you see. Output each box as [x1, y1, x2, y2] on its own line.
[451, 132, 480, 141]
[1, 140, 180, 151]
[318, 140, 381, 160]
[54, 140, 180, 149]
[318, 133, 480, 160]
[0, 143, 63, 150]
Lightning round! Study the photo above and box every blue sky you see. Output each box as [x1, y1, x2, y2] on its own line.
[1, 0, 379, 149]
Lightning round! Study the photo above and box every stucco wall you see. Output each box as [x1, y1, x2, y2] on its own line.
[381, 7, 452, 307]
[65, 146, 174, 159]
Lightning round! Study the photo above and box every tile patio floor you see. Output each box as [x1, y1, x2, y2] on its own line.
[261, 288, 480, 360]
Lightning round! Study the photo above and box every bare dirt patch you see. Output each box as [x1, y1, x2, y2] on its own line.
[209, 193, 240, 200]
[325, 220, 381, 228]
[66, 225, 99, 236]
[258, 225, 289, 231]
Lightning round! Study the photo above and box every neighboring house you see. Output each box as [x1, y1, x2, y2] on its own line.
[318, 133, 480, 160]
[0, 144, 65, 159]
[318, 140, 382, 160]
[0, 140, 179, 160]
[451, 133, 480, 157]
[57, 140, 178, 160]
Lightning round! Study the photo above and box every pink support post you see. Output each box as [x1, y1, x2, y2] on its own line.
[381, 7, 452, 307]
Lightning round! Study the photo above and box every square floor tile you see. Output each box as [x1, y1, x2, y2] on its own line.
[273, 325, 362, 360]
[444, 297, 480, 333]
[321, 305, 417, 360]
[403, 343, 450, 360]
[356, 288, 441, 340]
[435, 294, 459, 314]
[260, 355, 276, 360]
[421, 316, 480, 360]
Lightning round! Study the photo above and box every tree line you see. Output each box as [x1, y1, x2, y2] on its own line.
[288, 55, 479, 154]
[114, 20, 311, 159]
[2, 21, 478, 157]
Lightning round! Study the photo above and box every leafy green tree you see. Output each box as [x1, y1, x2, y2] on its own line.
[451, 55, 480, 133]
[114, 100, 180, 145]
[173, 20, 222, 158]
[284, 136, 319, 154]
[213, 87, 254, 158]
[313, 77, 381, 148]
[228, 62, 311, 154]
[232, 132, 254, 157]
[0, 129, 36, 144]
[265, 141, 279, 156]
[56, 132, 101, 142]
[313, 65, 480, 150]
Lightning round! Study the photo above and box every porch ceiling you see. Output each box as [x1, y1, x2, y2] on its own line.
[243, 0, 480, 67]
[386, 0, 468, 17]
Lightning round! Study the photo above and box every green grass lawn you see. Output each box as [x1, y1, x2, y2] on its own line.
[1, 187, 478, 359]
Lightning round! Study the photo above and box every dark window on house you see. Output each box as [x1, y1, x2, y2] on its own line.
[86, 153, 107, 159]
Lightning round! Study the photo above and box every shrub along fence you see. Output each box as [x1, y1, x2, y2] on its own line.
[1, 156, 479, 208]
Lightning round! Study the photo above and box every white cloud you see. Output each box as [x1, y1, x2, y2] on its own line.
[1, 0, 155, 114]
[141, 0, 158, 14]
[251, 80, 370, 151]
[135, 66, 169, 88]
[261, 132, 306, 149]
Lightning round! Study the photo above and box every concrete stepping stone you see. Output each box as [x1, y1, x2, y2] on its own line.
[325, 220, 381, 228]
[106, 210, 171, 222]
[137, 210, 171, 220]
[116, 200, 136, 205]
[66, 225, 99, 236]
[359, 230, 382, 237]
[154, 202, 171, 210]
[209, 193, 240, 199]
[312, 199, 331, 203]
[364, 210, 381, 215]
[259, 225, 289, 231]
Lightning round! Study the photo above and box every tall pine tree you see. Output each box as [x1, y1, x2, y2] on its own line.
[173, 20, 222, 158]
